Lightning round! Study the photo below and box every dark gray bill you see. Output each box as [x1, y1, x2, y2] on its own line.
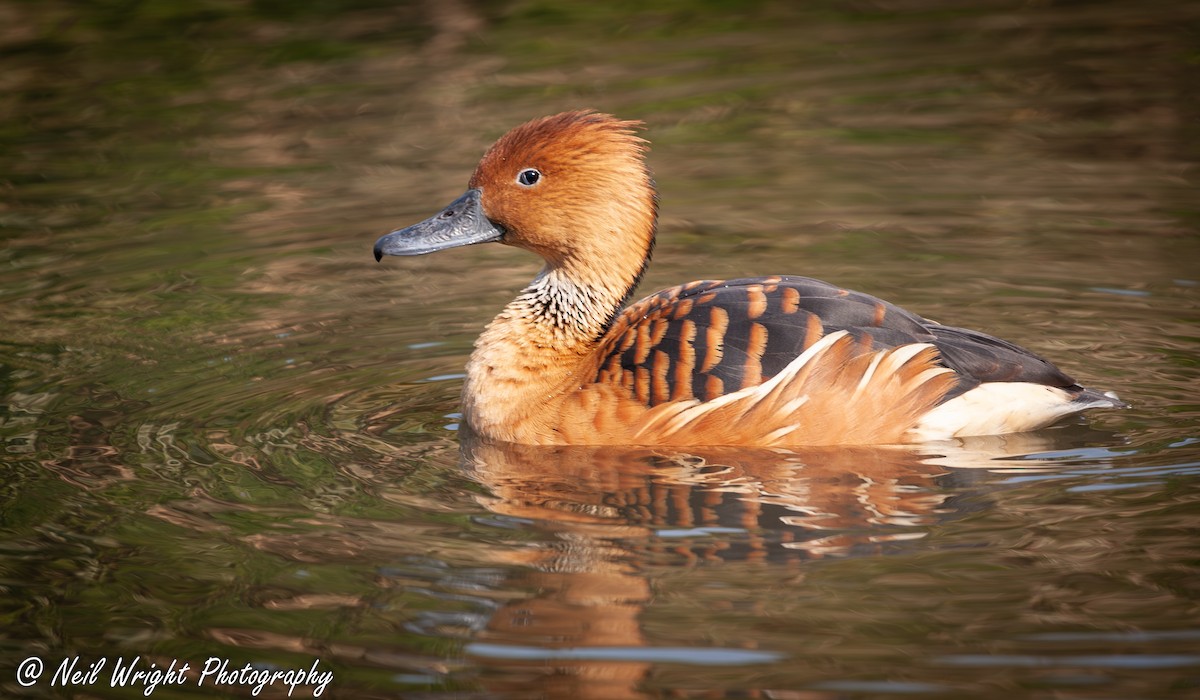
[373, 189, 503, 260]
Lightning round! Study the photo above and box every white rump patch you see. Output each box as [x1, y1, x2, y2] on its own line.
[909, 382, 1090, 441]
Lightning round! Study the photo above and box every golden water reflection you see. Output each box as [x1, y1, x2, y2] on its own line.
[455, 430, 1121, 696]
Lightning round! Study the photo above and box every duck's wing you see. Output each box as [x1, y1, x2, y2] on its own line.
[925, 323, 1077, 393]
[594, 275, 1081, 407]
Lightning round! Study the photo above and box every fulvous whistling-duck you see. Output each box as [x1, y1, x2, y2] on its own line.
[373, 111, 1125, 446]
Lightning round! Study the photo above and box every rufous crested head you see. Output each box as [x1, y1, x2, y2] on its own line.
[467, 111, 657, 268]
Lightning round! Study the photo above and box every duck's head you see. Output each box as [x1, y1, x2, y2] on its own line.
[374, 111, 656, 277]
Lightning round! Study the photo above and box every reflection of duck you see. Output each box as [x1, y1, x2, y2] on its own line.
[460, 438, 956, 699]
[454, 426, 1127, 697]
[463, 438, 954, 562]
[454, 422, 1125, 563]
[375, 111, 1125, 446]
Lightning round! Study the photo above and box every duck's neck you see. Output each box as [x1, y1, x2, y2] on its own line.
[517, 258, 646, 340]
[463, 254, 648, 443]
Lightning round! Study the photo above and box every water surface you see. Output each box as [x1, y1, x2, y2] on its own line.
[2, 1, 1198, 698]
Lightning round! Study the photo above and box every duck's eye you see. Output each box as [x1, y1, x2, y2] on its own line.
[516, 168, 541, 187]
